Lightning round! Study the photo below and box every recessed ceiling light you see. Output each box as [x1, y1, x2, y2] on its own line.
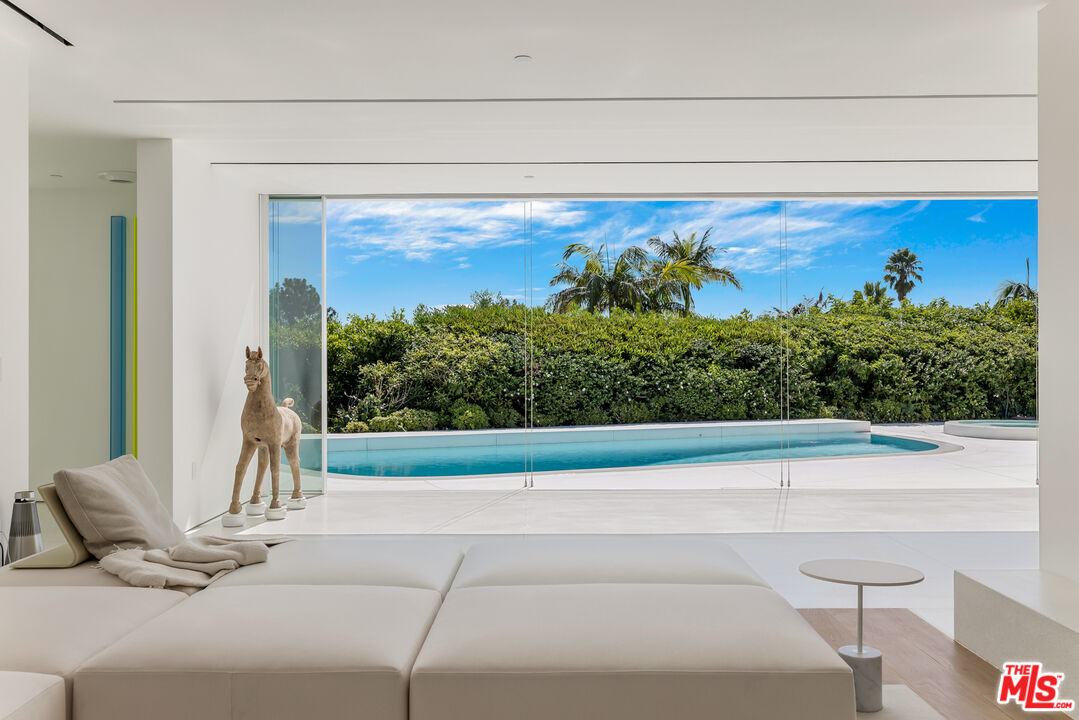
[514, 54, 532, 63]
[96, 170, 136, 184]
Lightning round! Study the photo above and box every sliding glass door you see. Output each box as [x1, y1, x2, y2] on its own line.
[320, 199, 532, 489]
[266, 197, 325, 492]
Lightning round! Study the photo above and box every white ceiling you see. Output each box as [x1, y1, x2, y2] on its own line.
[2, 0, 1041, 189]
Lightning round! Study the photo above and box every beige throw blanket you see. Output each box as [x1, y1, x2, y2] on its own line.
[99, 535, 292, 594]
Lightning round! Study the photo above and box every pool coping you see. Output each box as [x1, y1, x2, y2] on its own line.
[943, 420, 1038, 441]
[325, 430, 964, 482]
[322, 418, 872, 452]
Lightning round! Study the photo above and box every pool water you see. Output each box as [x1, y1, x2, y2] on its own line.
[328, 432, 938, 478]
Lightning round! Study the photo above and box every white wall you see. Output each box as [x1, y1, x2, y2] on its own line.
[29, 186, 136, 491]
[1038, 0, 1079, 584]
[169, 142, 261, 528]
[0, 37, 29, 543]
[136, 140, 176, 510]
[135, 140, 263, 529]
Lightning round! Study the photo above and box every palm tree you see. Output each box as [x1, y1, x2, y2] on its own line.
[646, 228, 741, 315]
[639, 258, 700, 314]
[547, 243, 652, 314]
[994, 257, 1037, 307]
[883, 248, 924, 302]
[861, 281, 889, 305]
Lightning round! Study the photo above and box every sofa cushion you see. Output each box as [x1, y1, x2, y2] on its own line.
[209, 535, 463, 595]
[451, 535, 768, 589]
[0, 672, 65, 720]
[411, 583, 855, 720]
[75, 584, 442, 720]
[53, 455, 184, 559]
[0, 562, 130, 588]
[0, 587, 185, 703]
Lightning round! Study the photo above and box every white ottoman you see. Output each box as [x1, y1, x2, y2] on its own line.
[0, 587, 185, 706]
[412, 583, 855, 720]
[75, 585, 441, 720]
[451, 535, 768, 589]
[209, 535, 463, 595]
[0, 672, 64, 720]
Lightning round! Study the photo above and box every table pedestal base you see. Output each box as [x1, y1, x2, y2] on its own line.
[839, 645, 883, 712]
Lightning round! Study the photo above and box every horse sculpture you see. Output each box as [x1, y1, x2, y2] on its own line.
[226, 346, 305, 524]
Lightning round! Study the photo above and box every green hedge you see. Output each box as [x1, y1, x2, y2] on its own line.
[280, 298, 1037, 432]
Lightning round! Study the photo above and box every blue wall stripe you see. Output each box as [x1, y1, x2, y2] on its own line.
[110, 216, 126, 459]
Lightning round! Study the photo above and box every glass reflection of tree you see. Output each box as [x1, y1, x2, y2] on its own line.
[269, 277, 322, 432]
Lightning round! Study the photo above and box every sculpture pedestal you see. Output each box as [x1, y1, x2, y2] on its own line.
[221, 513, 245, 528]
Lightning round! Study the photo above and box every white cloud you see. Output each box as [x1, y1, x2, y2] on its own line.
[967, 205, 990, 223]
[327, 200, 588, 262]
[326, 198, 933, 277]
[632, 200, 932, 275]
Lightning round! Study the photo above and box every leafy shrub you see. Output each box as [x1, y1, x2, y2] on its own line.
[449, 400, 489, 430]
[367, 416, 402, 432]
[363, 408, 439, 433]
[319, 298, 1036, 431]
[343, 420, 370, 433]
[394, 408, 438, 431]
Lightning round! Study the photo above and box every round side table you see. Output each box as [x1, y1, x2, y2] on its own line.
[799, 559, 924, 713]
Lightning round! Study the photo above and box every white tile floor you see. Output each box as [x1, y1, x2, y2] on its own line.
[205, 424, 1040, 639]
[226, 486, 1038, 535]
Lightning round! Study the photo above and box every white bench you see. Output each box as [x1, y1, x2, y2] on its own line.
[956, 569, 1079, 719]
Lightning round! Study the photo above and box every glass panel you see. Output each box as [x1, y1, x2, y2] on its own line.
[323, 200, 530, 490]
[267, 197, 325, 493]
[529, 200, 787, 491]
[782, 199, 1038, 492]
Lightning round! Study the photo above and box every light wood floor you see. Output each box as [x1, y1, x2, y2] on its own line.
[801, 609, 1069, 720]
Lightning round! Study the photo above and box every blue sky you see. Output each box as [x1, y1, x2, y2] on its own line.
[271, 199, 1037, 319]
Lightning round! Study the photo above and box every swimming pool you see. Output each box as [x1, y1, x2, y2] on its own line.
[327, 428, 938, 478]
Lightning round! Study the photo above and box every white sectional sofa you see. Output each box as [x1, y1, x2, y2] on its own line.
[0, 672, 65, 720]
[0, 586, 185, 716]
[75, 585, 442, 720]
[0, 534, 855, 720]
